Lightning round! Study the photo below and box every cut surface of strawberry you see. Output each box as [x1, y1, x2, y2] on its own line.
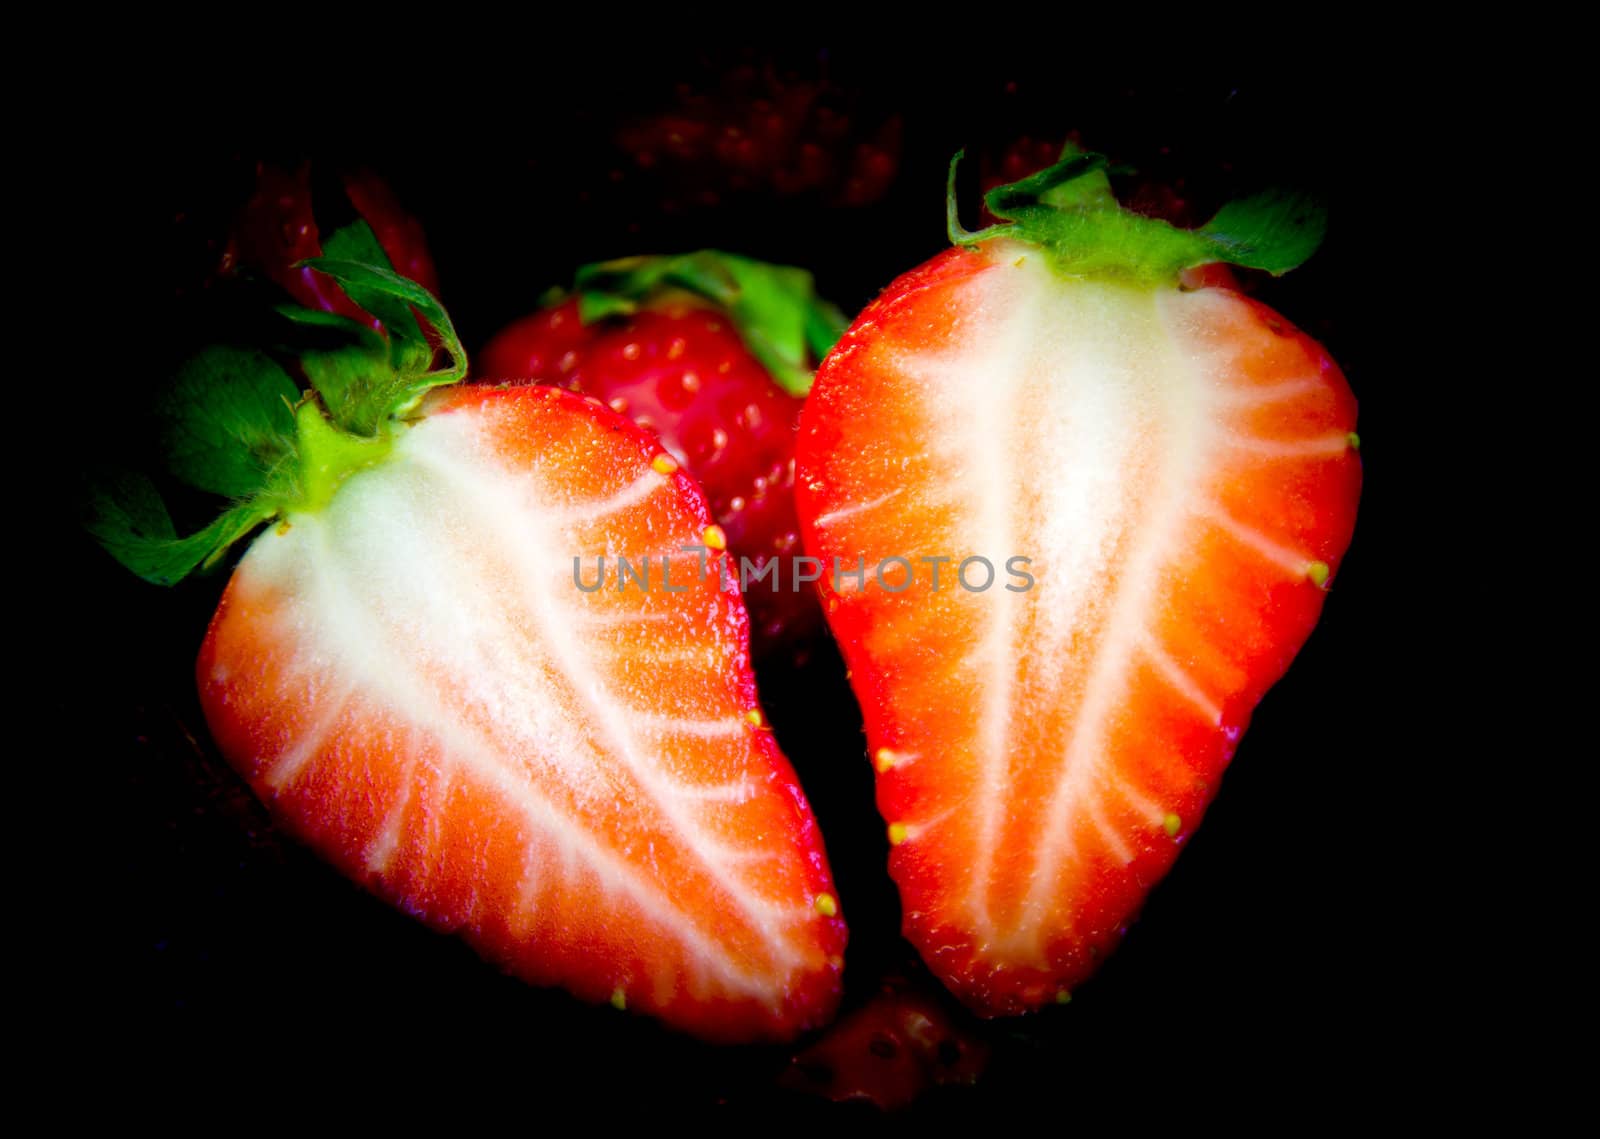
[92, 254, 845, 1042]
[795, 150, 1359, 1015]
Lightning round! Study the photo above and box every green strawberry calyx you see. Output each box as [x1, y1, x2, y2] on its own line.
[562, 250, 848, 397]
[947, 143, 1327, 284]
[86, 221, 466, 586]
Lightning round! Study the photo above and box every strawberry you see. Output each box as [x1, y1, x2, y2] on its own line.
[219, 162, 441, 322]
[614, 62, 902, 211]
[90, 239, 846, 1042]
[794, 148, 1360, 1016]
[780, 972, 990, 1110]
[477, 251, 847, 658]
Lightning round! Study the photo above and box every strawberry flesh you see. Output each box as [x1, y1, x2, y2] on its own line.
[198, 384, 845, 1041]
[796, 241, 1359, 1015]
[478, 298, 818, 656]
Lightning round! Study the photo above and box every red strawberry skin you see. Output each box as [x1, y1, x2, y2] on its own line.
[221, 163, 440, 319]
[340, 170, 440, 295]
[478, 298, 816, 656]
[615, 65, 902, 209]
[795, 240, 1359, 1016]
[781, 973, 990, 1109]
[197, 383, 844, 1042]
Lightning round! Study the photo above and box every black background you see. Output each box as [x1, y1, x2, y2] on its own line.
[52, 48, 1431, 1121]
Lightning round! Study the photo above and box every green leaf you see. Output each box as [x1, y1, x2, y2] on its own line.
[303, 256, 468, 429]
[158, 346, 302, 499]
[575, 290, 640, 323]
[322, 218, 394, 272]
[84, 469, 271, 586]
[313, 222, 427, 369]
[951, 142, 1329, 284]
[1198, 190, 1328, 275]
[805, 296, 850, 367]
[87, 227, 482, 591]
[304, 326, 395, 435]
[274, 303, 373, 335]
[985, 151, 1113, 218]
[716, 256, 839, 396]
[947, 150, 1008, 247]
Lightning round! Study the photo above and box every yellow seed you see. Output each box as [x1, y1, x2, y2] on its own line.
[1306, 561, 1331, 589]
[827, 955, 845, 971]
[1347, 431, 1362, 451]
[1163, 813, 1182, 838]
[610, 987, 627, 1011]
[703, 525, 728, 551]
[1055, 989, 1073, 1005]
[887, 822, 909, 846]
[745, 708, 765, 728]
[873, 748, 897, 773]
[814, 893, 838, 918]
[652, 453, 679, 475]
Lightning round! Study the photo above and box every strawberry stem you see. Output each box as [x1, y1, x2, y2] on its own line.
[291, 400, 394, 513]
[948, 143, 1327, 283]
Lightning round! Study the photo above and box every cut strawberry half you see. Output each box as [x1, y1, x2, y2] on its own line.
[795, 148, 1360, 1016]
[91, 240, 846, 1041]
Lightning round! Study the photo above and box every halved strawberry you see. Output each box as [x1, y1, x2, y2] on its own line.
[477, 251, 846, 659]
[795, 150, 1359, 1016]
[91, 240, 846, 1041]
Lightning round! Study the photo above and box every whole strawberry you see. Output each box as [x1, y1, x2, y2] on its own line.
[614, 65, 902, 209]
[218, 162, 441, 323]
[477, 252, 847, 658]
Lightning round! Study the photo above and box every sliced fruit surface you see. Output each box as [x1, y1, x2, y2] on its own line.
[199, 383, 845, 1041]
[797, 239, 1359, 1015]
[476, 251, 847, 658]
